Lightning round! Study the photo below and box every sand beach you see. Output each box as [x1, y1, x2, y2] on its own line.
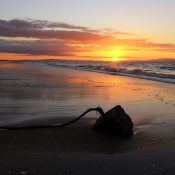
[0, 61, 175, 174]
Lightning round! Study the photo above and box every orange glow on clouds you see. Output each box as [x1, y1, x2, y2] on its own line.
[0, 19, 174, 61]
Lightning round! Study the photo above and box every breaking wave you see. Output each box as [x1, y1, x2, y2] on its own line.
[44, 60, 175, 84]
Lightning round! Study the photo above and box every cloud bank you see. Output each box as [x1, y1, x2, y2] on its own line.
[0, 19, 175, 59]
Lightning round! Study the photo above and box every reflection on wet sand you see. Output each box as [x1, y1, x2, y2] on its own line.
[0, 61, 174, 128]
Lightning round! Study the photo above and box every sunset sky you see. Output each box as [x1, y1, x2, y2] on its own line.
[0, 0, 175, 61]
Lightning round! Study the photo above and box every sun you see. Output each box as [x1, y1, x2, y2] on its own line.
[111, 57, 119, 62]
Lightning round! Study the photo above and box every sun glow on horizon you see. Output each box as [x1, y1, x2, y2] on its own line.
[0, 0, 175, 62]
[111, 57, 119, 62]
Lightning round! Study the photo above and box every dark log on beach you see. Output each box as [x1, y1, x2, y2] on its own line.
[0, 102, 133, 137]
[93, 105, 133, 137]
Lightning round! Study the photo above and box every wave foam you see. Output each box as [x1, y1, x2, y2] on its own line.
[45, 61, 175, 84]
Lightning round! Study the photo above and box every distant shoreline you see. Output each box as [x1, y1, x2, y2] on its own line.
[0, 58, 175, 62]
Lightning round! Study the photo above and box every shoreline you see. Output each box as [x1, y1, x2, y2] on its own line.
[3, 59, 175, 84]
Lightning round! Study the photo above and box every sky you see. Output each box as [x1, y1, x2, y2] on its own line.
[0, 0, 175, 61]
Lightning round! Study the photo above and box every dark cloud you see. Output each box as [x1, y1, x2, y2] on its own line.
[0, 39, 80, 56]
[47, 22, 88, 30]
[0, 19, 174, 57]
[0, 19, 105, 42]
[0, 19, 88, 30]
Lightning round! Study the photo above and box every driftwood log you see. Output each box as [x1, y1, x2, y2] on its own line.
[0, 105, 133, 137]
[93, 105, 133, 137]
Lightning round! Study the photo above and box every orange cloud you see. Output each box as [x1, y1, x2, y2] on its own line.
[0, 19, 175, 61]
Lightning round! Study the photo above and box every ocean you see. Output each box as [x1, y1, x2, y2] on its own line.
[43, 60, 175, 84]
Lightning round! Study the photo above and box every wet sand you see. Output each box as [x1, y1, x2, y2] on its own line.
[0, 61, 175, 174]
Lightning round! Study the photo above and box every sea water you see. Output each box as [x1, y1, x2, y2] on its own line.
[44, 60, 175, 84]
